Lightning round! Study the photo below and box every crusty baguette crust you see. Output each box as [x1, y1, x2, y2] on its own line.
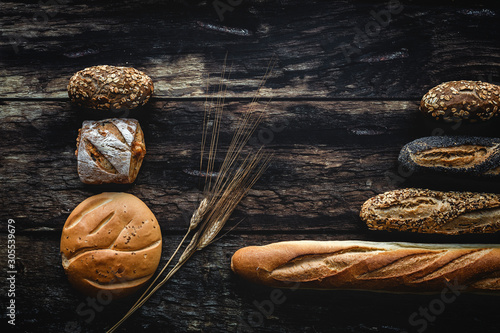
[360, 188, 500, 235]
[231, 240, 500, 293]
[60, 192, 162, 298]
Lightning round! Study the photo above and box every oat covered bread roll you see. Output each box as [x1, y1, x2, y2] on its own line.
[231, 240, 500, 293]
[60, 192, 162, 298]
[76, 118, 146, 184]
[68, 65, 154, 110]
[420, 80, 500, 122]
[360, 188, 500, 235]
[398, 136, 500, 177]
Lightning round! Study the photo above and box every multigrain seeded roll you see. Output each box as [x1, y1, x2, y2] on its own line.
[231, 240, 500, 293]
[399, 136, 500, 177]
[76, 118, 146, 184]
[60, 192, 162, 298]
[360, 188, 500, 235]
[68, 65, 154, 110]
[420, 80, 500, 122]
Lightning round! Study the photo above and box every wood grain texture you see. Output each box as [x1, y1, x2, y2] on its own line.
[1, 0, 500, 99]
[4, 99, 497, 234]
[1, 233, 499, 333]
[2, 100, 499, 233]
[2, 1, 500, 332]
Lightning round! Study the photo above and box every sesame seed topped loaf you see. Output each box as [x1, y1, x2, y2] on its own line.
[68, 65, 154, 110]
[360, 188, 500, 235]
[76, 118, 146, 184]
[420, 80, 500, 122]
[399, 136, 500, 177]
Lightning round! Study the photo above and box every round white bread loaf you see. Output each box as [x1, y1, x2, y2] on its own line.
[60, 192, 162, 298]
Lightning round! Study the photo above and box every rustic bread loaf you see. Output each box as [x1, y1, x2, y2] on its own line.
[76, 118, 146, 184]
[420, 80, 500, 122]
[231, 240, 500, 293]
[399, 136, 500, 177]
[60, 192, 162, 298]
[68, 65, 154, 110]
[360, 188, 500, 235]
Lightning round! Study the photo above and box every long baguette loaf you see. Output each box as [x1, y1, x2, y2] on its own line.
[231, 240, 500, 293]
[360, 188, 500, 235]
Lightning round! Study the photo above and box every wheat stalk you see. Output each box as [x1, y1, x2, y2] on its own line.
[106, 56, 275, 333]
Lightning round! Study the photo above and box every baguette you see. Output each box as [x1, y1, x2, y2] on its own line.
[398, 136, 500, 177]
[360, 188, 500, 235]
[231, 240, 500, 293]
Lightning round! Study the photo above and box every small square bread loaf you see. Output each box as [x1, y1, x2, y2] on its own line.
[76, 118, 146, 184]
[60, 192, 162, 298]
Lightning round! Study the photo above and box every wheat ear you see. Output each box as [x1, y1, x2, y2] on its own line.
[106, 56, 274, 333]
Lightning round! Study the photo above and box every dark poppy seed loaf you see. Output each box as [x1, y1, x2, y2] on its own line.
[399, 136, 500, 177]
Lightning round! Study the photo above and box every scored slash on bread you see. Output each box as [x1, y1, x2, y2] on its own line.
[398, 136, 500, 177]
[60, 192, 162, 298]
[360, 188, 500, 235]
[76, 118, 146, 184]
[231, 240, 500, 293]
[420, 80, 500, 122]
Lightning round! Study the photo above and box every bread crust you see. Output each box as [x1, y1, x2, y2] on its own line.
[231, 240, 500, 293]
[420, 80, 500, 122]
[76, 118, 146, 184]
[360, 188, 500, 235]
[60, 192, 162, 298]
[398, 136, 500, 177]
[68, 65, 154, 110]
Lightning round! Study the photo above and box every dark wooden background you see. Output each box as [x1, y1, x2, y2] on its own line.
[1, 1, 500, 332]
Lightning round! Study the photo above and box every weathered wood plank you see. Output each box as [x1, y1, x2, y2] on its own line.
[1, 1, 499, 99]
[2, 100, 499, 233]
[1, 233, 499, 333]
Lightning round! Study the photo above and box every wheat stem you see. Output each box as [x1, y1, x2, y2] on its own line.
[107, 56, 275, 332]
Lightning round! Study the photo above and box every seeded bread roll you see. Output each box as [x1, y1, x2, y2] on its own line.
[420, 80, 500, 122]
[399, 136, 500, 177]
[68, 65, 154, 110]
[360, 188, 500, 235]
[76, 118, 146, 184]
[60, 192, 162, 298]
[231, 240, 500, 293]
